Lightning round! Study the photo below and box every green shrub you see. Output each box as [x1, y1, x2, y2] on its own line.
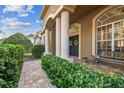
[41, 55, 124, 88]
[32, 45, 45, 58]
[0, 44, 24, 88]
[2, 33, 33, 53]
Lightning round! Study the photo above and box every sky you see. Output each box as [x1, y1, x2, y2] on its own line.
[0, 5, 43, 38]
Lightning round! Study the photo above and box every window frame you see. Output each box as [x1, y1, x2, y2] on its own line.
[96, 19, 124, 60]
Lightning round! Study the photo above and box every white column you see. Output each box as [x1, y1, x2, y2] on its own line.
[45, 29, 49, 54]
[56, 17, 61, 56]
[61, 11, 69, 58]
[42, 35, 45, 45]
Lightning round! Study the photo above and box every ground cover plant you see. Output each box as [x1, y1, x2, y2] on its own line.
[41, 55, 124, 88]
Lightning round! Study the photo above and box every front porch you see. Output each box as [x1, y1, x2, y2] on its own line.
[41, 5, 124, 72]
[74, 57, 124, 75]
[42, 5, 104, 59]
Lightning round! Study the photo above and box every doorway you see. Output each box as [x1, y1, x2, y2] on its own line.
[69, 35, 79, 57]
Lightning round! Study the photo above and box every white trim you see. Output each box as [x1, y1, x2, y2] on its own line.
[97, 18, 124, 28]
[111, 23, 114, 52]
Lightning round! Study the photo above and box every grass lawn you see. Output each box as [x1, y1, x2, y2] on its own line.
[24, 53, 32, 57]
[24, 53, 37, 61]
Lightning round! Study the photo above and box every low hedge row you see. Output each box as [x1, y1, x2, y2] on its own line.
[41, 55, 124, 88]
[32, 45, 45, 58]
[0, 44, 24, 88]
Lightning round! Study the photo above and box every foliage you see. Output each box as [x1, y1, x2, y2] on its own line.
[2, 33, 33, 53]
[41, 55, 124, 88]
[32, 45, 45, 58]
[0, 44, 24, 88]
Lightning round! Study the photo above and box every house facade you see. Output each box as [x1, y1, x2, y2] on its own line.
[40, 5, 124, 62]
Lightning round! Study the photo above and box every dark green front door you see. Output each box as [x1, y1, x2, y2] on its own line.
[69, 35, 79, 57]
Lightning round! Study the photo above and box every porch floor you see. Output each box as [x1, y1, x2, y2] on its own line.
[74, 59, 124, 76]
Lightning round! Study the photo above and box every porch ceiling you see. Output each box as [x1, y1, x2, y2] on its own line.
[70, 5, 107, 24]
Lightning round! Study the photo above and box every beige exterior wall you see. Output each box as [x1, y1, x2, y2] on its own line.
[75, 6, 106, 58]
[51, 28, 56, 55]
[44, 6, 60, 21]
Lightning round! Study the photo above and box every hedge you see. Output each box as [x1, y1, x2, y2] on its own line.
[32, 44, 45, 58]
[0, 44, 24, 88]
[41, 55, 124, 88]
[3, 33, 33, 53]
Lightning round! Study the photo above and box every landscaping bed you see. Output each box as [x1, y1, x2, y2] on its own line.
[0, 44, 24, 88]
[41, 55, 124, 88]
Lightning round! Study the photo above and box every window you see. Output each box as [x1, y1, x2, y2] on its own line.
[96, 6, 124, 60]
[97, 24, 112, 58]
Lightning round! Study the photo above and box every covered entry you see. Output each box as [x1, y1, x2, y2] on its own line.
[69, 35, 79, 57]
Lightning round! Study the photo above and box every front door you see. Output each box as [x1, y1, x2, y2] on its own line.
[69, 35, 79, 57]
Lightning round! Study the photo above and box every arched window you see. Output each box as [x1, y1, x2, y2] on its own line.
[96, 6, 124, 59]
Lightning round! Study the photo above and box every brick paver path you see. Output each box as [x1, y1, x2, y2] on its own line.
[18, 60, 54, 88]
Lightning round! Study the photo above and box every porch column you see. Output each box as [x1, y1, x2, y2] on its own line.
[56, 17, 61, 56]
[61, 11, 69, 58]
[42, 35, 45, 45]
[45, 29, 49, 54]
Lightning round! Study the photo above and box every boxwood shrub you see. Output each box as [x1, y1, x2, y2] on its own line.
[41, 55, 124, 88]
[0, 44, 24, 88]
[32, 44, 45, 58]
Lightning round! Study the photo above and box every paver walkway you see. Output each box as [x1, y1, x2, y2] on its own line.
[18, 60, 54, 88]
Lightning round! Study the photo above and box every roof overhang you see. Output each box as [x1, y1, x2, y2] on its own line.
[40, 5, 49, 19]
[40, 5, 77, 30]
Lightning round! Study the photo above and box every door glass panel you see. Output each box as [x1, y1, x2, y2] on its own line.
[69, 35, 79, 57]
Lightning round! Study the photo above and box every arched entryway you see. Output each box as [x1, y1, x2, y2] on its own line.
[69, 23, 81, 59]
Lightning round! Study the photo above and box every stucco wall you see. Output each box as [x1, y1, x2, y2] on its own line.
[76, 6, 107, 58]
[44, 6, 60, 22]
[51, 28, 56, 55]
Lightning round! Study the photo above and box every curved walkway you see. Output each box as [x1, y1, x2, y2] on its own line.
[18, 60, 54, 88]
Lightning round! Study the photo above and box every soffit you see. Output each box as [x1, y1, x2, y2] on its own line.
[70, 5, 106, 24]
